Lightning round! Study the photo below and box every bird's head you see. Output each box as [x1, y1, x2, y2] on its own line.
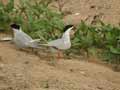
[10, 23, 20, 31]
[63, 24, 74, 32]
[63, 24, 76, 37]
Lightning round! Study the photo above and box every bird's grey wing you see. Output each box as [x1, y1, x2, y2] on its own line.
[47, 39, 63, 47]
[14, 31, 38, 48]
[19, 31, 33, 41]
[29, 39, 41, 43]
[20, 32, 40, 48]
[38, 39, 67, 49]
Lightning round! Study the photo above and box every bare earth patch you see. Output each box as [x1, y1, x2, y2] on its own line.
[0, 42, 120, 90]
[58, 0, 120, 26]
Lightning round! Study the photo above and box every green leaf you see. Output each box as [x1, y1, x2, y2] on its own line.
[109, 46, 120, 55]
[5, 0, 14, 13]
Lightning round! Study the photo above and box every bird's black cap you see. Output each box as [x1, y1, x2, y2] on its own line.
[63, 24, 74, 32]
[10, 23, 20, 30]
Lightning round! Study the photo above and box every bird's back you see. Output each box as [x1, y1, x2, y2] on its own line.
[14, 30, 37, 48]
[47, 28, 72, 50]
[47, 38, 71, 50]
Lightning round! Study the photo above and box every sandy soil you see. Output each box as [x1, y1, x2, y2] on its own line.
[53, 0, 120, 26]
[0, 42, 120, 90]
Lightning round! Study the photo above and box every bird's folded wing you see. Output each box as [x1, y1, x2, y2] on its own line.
[38, 39, 63, 47]
[47, 39, 62, 46]
[29, 39, 41, 43]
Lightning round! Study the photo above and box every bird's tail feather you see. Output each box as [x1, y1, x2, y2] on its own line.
[38, 43, 50, 46]
[30, 39, 41, 43]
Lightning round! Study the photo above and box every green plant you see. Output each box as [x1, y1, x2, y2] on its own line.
[102, 24, 120, 65]
[68, 21, 120, 65]
[70, 21, 102, 56]
[12, 0, 64, 40]
[0, 0, 14, 31]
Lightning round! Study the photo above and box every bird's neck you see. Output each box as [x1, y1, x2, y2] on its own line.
[62, 29, 71, 42]
[13, 28, 22, 33]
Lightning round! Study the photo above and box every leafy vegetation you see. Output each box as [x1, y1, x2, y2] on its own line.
[71, 21, 120, 65]
[0, 0, 120, 65]
[0, 0, 14, 31]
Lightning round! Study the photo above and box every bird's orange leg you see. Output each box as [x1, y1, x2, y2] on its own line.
[58, 50, 61, 60]
[57, 50, 63, 60]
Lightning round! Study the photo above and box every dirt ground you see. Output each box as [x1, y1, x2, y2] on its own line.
[0, 42, 120, 90]
[58, 0, 120, 26]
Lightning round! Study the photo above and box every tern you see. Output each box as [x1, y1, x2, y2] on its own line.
[40, 24, 75, 59]
[10, 24, 40, 49]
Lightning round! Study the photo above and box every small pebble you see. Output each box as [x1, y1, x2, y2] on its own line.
[80, 71, 86, 75]
[0, 56, 2, 60]
[24, 61, 30, 64]
[90, 5, 96, 9]
[97, 86, 103, 90]
[0, 63, 5, 69]
[74, 13, 80, 15]
[70, 69, 74, 72]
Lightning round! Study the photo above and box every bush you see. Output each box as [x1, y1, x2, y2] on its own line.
[70, 21, 120, 65]
[0, 0, 14, 31]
